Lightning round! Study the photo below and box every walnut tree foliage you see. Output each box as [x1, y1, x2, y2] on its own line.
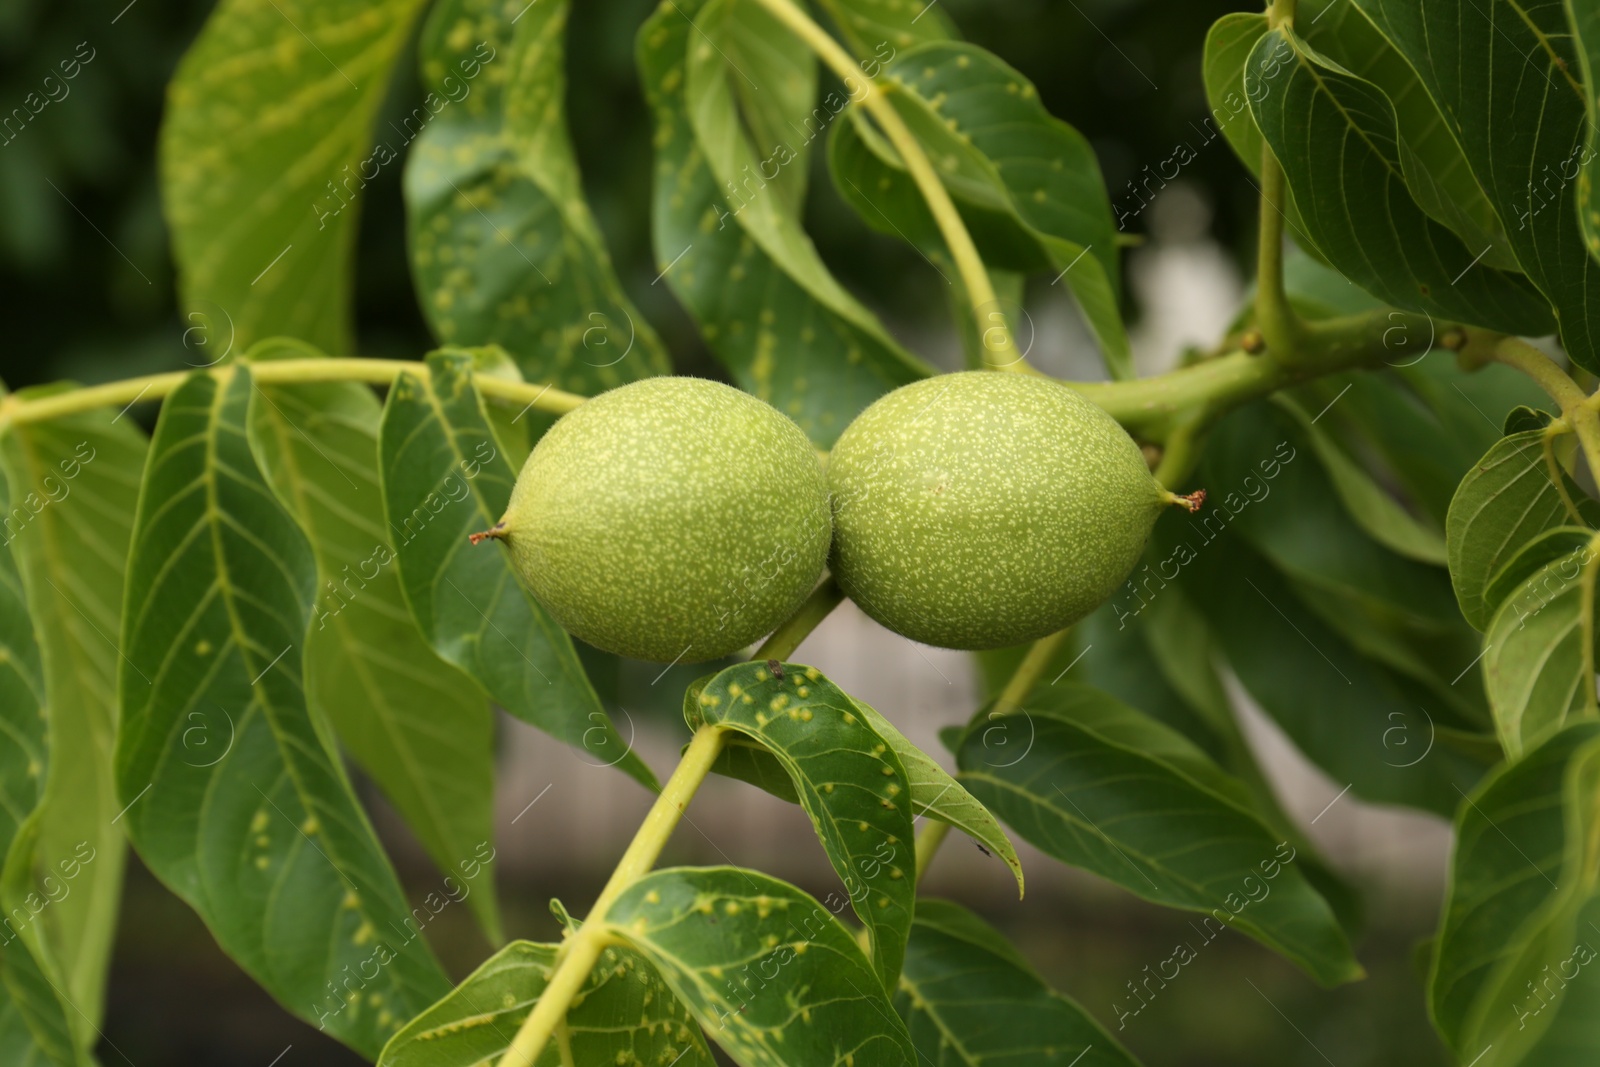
[3, 0, 1600, 1064]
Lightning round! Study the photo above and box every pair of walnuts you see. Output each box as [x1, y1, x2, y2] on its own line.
[481, 372, 1172, 662]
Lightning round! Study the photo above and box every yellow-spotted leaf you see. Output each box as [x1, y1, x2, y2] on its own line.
[1, 395, 148, 1048]
[245, 341, 503, 942]
[691, 666, 1023, 895]
[638, 0, 930, 447]
[689, 661, 915, 991]
[379, 940, 714, 1067]
[605, 866, 917, 1066]
[114, 368, 451, 1058]
[405, 0, 670, 392]
[161, 0, 432, 353]
[377, 352, 657, 791]
[0, 464, 86, 1066]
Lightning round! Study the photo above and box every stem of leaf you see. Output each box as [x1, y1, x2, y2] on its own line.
[915, 630, 1068, 882]
[1494, 337, 1600, 482]
[1070, 308, 1435, 440]
[1152, 414, 1207, 487]
[1253, 0, 1299, 355]
[750, 0, 1026, 372]
[756, 576, 844, 661]
[0, 359, 585, 432]
[1, 307, 1436, 454]
[1542, 426, 1587, 525]
[1253, 150, 1301, 358]
[498, 574, 849, 1066]
[498, 725, 728, 1067]
[994, 629, 1069, 716]
[914, 820, 950, 885]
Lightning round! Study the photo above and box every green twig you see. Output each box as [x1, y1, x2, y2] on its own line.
[916, 629, 1069, 880]
[1252, 152, 1301, 359]
[498, 725, 728, 1067]
[1071, 309, 1435, 440]
[914, 821, 951, 885]
[0, 358, 584, 432]
[497, 571, 848, 1067]
[1496, 337, 1600, 483]
[756, 576, 845, 661]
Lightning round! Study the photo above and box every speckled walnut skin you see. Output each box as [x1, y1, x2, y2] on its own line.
[826, 371, 1167, 650]
[499, 376, 831, 663]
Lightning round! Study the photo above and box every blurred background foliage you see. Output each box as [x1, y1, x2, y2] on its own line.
[2, 0, 1453, 1064]
[0, 0, 1256, 393]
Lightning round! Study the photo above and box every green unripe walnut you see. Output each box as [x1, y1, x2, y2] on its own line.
[486, 377, 831, 663]
[827, 371, 1182, 650]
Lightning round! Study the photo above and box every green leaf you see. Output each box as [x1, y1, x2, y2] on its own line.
[1483, 540, 1600, 761]
[815, 0, 955, 56]
[638, 0, 929, 448]
[1169, 526, 1491, 815]
[1302, 354, 1554, 529]
[1060, 599, 1231, 764]
[687, 0, 819, 234]
[1430, 722, 1600, 1063]
[1247, 28, 1552, 334]
[897, 899, 1141, 1066]
[1299, 0, 1516, 270]
[1447, 429, 1600, 632]
[378, 351, 657, 791]
[114, 368, 451, 1058]
[693, 663, 1024, 894]
[405, 0, 671, 392]
[1506, 405, 1556, 437]
[1033, 591, 1369, 938]
[160, 0, 431, 353]
[1569, 0, 1600, 266]
[0, 468, 79, 1067]
[604, 866, 918, 1066]
[1275, 396, 1446, 564]
[1, 400, 147, 1043]
[955, 685, 1362, 986]
[245, 341, 502, 943]
[689, 661, 916, 991]
[378, 940, 714, 1067]
[1203, 403, 1484, 727]
[1484, 526, 1596, 616]
[0, 469, 45, 896]
[851, 699, 1023, 895]
[1353, 0, 1600, 371]
[455, 344, 537, 473]
[0, 818, 84, 1067]
[828, 42, 1130, 378]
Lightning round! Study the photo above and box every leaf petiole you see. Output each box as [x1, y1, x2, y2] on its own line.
[0, 358, 583, 432]
[498, 724, 729, 1067]
[750, 0, 1029, 373]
